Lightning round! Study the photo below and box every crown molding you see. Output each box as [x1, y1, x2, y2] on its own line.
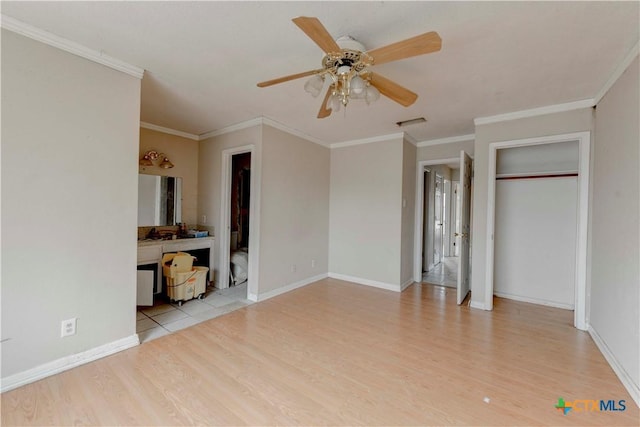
[1, 14, 144, 79]
[198, 117, 328, 147]
[474, 99, 595, 126]
[261, 117, 328, 147]
[330, 132, 405, 149]
[416, 133, 475, 147]
[403, 133, 418, 146]
[198, 118, 264, 140]
[140, 122, 200, 141]
[594, 40, 639, 104]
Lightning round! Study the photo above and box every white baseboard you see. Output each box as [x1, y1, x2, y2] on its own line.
[493, 292, 574, 310]
[588, 326, 640, 408]
[248, 273, 328, 302]
[401, 278, 415, 291]
[469, 300, 487, 310]
[328, 272, 401, 292]
[1, 334, 140, 393]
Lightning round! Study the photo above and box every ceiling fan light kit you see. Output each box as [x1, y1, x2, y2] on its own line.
[257, 16, 441, 119]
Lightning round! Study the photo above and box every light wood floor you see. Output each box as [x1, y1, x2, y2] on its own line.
[2, 279, 638, 426]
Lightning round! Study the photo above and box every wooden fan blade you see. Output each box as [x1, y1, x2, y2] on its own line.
[257, 69, 324, 88]
[292, 16, 341, 53]
[317, 87, 333, 119]
[369, 72, 418, 107]
[368, 31, 441, 65]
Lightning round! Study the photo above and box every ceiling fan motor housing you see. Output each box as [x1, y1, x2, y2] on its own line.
[322, 36, 372, 76]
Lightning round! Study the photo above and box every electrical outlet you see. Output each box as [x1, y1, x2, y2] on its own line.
[311, 259, 316, 268]
[201, 215, 207, 224]
[61, 318, 76, 337]
[290, 264, 296, 273]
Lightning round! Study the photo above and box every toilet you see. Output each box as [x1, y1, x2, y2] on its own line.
[230, 248, 248, 286]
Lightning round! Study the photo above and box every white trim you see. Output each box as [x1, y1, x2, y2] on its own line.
[0, 334, 139, 393]
[573, 134, 591, 330]
[416, 134, 475, 147]
[219, 145, 261, 303]
[403, 133, 418, 146]
[413, 158, 460, 282]
[474, 100, 595, 126]
[493, 292, 574, 310]
[485, 131, 591, 329]
[200, 118, 263, 140]
[328, 272, 401, 292]
[588, 326, 640, 408]
[401, 278, 415, 291]
[199, 117, 328, 147]
[140, 122, 199, 141]
[469, 301, 486, 310]
[261, 117, 328, 147]
[330, 132, 404, 149]
[0, 14, 144, 79]
[248, 273, 328, 302]
[594, 41, 640, 104]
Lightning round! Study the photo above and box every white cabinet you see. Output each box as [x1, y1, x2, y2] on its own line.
[136, 270, 154, 306]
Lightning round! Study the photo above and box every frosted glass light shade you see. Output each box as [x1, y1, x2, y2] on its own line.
[304, 75, 324, 98]
[365, 85, 380, 104]
[330, 94, 342, 112]
[351, 75, 365, 94]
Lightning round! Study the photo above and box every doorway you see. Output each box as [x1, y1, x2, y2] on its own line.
[219, 145, 259, 301]
[229, 152, 251, 289]
[415, 152, 473, 304]
[422, 171, 444, 275]
[433, 173, 444, 266]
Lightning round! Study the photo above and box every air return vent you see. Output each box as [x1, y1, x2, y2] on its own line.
[396, 117, 427, 127]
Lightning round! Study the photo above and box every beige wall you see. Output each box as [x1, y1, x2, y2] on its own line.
[400, 140, 417, 286]
[198, 125, 262, 283]
[471, 108, 593, 308]
[417, 140, 474, 161]
[590, 56, 639, 395]
[198, 123, 329, 298]
[329, 137, 404, 287]
[1, 31, 141, 380]
[139, 128, 199, 225]
[259, 126, 330, 293]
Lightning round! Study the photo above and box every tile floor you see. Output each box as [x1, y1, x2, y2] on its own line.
[136, 282, 252, 343]
[422, 256, 458, 288]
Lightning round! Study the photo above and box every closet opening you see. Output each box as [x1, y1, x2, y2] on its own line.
[484, 132, 591, 330]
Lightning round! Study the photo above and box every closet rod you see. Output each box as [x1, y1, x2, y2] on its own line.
[496, 172, 578, 180]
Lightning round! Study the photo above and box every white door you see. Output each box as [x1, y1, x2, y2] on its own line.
[451, 182, 460, 256]
[433, 174, 444, 265]
[457, 151, 472, 305]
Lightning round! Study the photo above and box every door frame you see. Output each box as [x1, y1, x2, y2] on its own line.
[219, 145, 260, 301]
[484, 131, 590, 330]
[414, 158, 460, 282]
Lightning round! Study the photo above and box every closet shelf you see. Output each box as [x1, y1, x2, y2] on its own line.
[496, 171, 578, 180]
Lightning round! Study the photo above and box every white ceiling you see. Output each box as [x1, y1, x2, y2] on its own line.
[3, 1, 638, 144]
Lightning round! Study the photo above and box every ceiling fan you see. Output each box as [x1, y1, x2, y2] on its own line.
[257, 17, 442, 119]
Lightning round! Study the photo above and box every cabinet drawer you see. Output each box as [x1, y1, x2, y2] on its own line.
[137, 245, 162, 264]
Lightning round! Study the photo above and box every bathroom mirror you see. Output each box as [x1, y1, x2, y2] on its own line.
[138, 175, 182, 226]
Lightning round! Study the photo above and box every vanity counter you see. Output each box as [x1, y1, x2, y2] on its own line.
[137, 236, 214, 249]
